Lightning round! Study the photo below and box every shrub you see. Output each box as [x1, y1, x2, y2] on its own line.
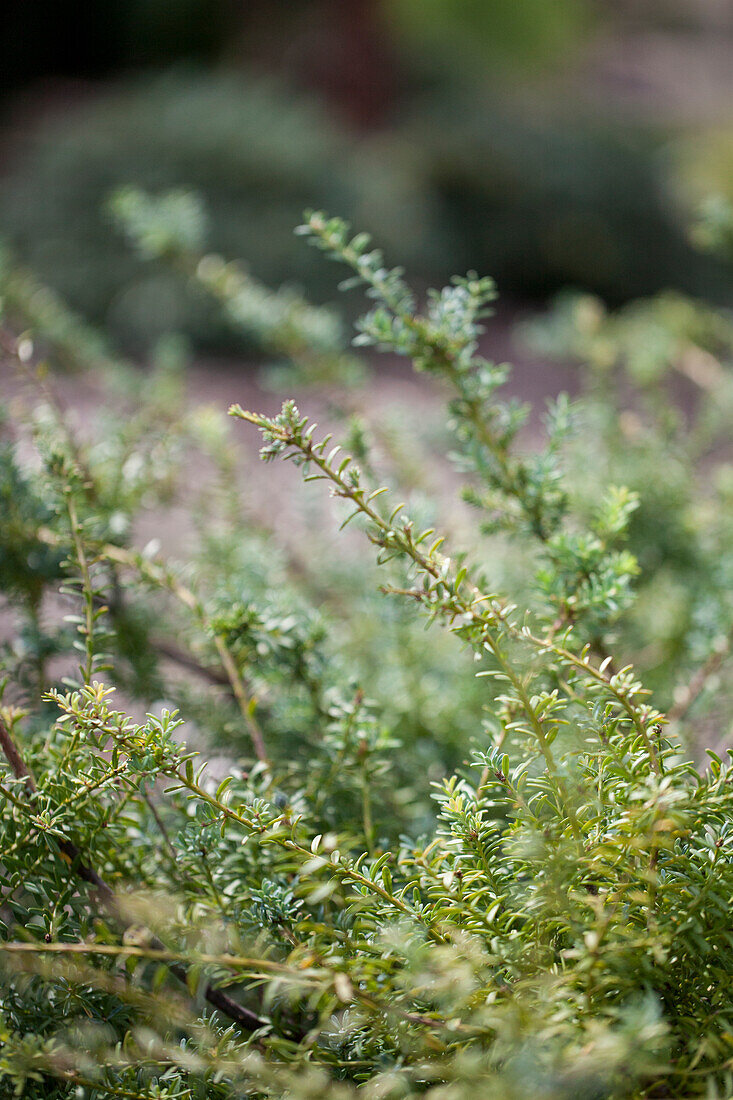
[3, 67, 730, 354]
[0, 210, 732, 1098]
[396, 96, 733, 304]
[0, 70, 443, 349]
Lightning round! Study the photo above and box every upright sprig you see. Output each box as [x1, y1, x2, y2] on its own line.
[60, 486, 111, 690]
[230, 401, 663, 781]
[297, 212, 641, 640]
[297, 212, 561, 534]
[109, 187, 361, 387]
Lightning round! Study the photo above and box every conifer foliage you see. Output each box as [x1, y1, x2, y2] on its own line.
[0, 203, 732, 1098]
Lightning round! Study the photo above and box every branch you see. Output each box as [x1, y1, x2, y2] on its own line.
[152, 636, 229, 686]
[669, 632, 732, 724]
[232, 404, 663, 775]
[0, 712, 113, 901]
[0, 711, 267, 1033]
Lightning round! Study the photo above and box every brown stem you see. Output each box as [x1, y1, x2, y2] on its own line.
[0, 712, 114, 902]
[669, 632, 731, 724]
[0, 714, 35, 789]
[152, 637, 229, 686]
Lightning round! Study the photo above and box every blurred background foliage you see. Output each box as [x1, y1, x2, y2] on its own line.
[1, 0, 733, 349]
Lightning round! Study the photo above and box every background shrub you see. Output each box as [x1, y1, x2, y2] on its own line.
[0, 71, 444, 349]
[2, 69, 730, 351]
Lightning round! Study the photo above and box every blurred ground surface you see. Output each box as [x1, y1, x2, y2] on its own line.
[3, 306, 576, 553]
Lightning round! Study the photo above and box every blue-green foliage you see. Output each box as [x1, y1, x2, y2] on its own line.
[0, 208, 731, 1099]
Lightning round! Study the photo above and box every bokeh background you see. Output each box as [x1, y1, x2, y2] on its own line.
[2, 0, 733, 351]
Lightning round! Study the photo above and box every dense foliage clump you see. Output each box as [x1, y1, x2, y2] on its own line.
[0, 202, 732, 1098]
